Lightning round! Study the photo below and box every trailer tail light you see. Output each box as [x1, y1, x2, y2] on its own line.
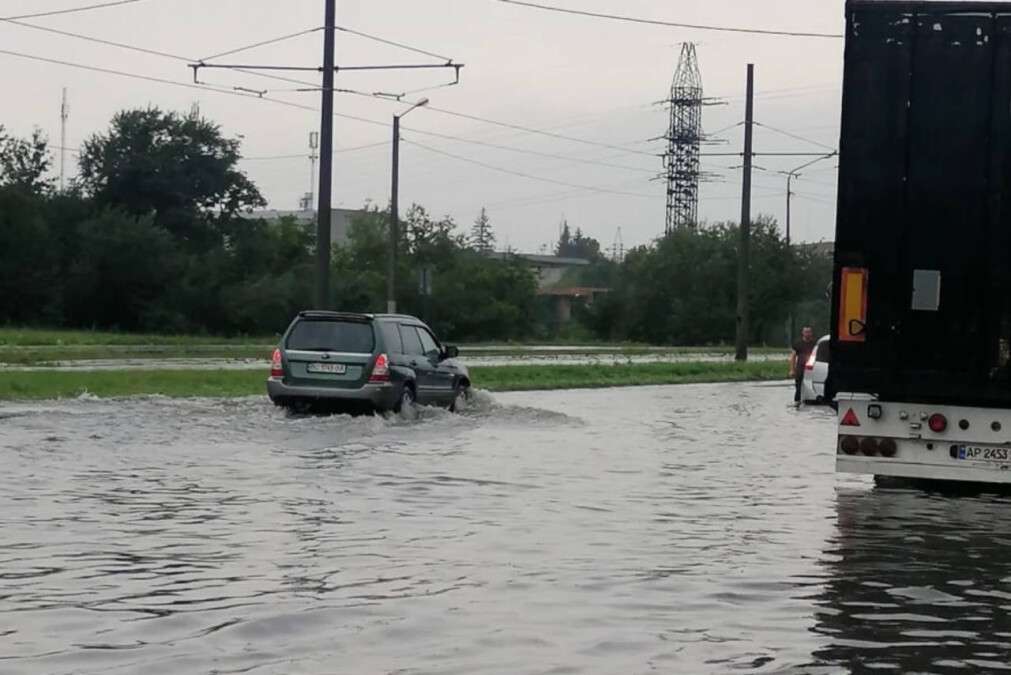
[270, 349, 283, 377]
[841, 408, 861, 427]
[369, 353, 390, 383]
[928, 414, 948, 433]
[879, 439, 898, 458]
[840, 436, 860, 455]
[839, 267, 869, 343]
[860, 437, 880, 456]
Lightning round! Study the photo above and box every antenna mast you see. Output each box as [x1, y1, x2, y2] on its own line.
[60, 88, 69, 192]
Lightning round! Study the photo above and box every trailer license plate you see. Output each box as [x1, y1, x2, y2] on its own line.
[307, 363, 347, 375]
[955, 445, 1010, 462]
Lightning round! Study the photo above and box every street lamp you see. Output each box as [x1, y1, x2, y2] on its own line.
[778, 151, 836, 344]
[778, 152, 837, 246]
[388, 97, 430, 314]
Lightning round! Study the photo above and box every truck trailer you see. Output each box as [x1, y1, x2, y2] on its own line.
[830, 0, 1011, 484]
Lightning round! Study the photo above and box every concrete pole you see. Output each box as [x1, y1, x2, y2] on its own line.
[735, 64, 754, 362]
[316, 0, 336, 309]
[388, 115, 400, 314]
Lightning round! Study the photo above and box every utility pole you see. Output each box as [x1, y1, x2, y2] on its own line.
[316, 0, 336, 309]
[387, 98, 429, 314]
[59, 88, 69, 192]
[735, 64, 754, 362]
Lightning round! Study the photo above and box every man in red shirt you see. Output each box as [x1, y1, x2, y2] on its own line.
[789, 326, 816, 406]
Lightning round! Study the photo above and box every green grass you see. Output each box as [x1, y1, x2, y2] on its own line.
[0, 362, 787, 401]
[0, 328, 273, 347]
[474, 361, 785, 392]
[0, 344, 277, 365]
[0, 328, 787, 366]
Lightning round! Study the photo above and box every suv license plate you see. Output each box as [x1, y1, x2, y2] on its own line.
[307, 363, 347, 375]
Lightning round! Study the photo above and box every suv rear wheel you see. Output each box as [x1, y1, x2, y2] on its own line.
[394, 383, 417, 418]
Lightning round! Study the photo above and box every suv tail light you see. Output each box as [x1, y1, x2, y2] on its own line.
[370, 353, 390, 383]
[270, 348, 284, 377]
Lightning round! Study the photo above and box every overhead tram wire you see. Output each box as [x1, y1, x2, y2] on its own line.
[422, 104, 657, 158]
[0, 0, 149, 20]
[242, 141, 390, 161]
[0, 45, 661, 175]
[0, 17, 754, 165]
[0, 48, 667, 189]
[0, 48, 323, 113]
[495, 0, 843, 39]
[753, 121, 837, 152]
[403, 138, 660, 198]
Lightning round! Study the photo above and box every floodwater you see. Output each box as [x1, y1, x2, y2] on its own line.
[2, 384, 1010, 673]
[2, 351, 787, 371]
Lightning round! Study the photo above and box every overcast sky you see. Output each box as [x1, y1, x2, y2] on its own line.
[0, 0, 848, 251]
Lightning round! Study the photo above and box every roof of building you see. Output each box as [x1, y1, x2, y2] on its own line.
[489, 252, 591, 267]
[537, 287, 610, 298]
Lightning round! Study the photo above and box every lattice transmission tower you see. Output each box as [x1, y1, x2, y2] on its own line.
[663, 43, 705, 234]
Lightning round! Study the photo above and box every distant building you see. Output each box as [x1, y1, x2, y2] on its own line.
[489, 252, 591, 290]
[797, 241, 834, 258]
[240, 208, 367, 247]
[539, 286, 609, 324]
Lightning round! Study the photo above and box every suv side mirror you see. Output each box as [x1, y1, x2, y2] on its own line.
[443, 345, 459, 359]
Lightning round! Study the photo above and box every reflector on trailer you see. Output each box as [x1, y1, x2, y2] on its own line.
[838, 267, 869, 343]
[841, 408, 861, 427]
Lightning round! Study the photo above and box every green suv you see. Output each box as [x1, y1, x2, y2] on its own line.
[267, 311, 471, 414]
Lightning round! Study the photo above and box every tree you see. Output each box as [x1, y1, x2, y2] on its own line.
[78, 107, 265, 246]
[63, 209, 180, 331]
[556, 220, 572, 256]
[556, 221, 602, 260]
[470, 207, 495, 253]
[0, 187, 60, 323]
[0, 127, 53, 195]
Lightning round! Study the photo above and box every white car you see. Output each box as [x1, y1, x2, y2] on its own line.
[801, 335, 831, 404]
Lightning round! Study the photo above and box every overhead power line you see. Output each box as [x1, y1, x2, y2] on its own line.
[0, 48, 320, 113]
[404, 138, 658, 198]
[424, 104, 658, 158]
[496, 0, 843, 39]
[0, 0, 148, 20]
[242, 141, 389, 161]
[0, 16, 188, 60]
[754, 121, 836, 152]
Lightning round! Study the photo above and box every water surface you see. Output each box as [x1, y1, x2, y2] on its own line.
[2, 384, 1008, 673]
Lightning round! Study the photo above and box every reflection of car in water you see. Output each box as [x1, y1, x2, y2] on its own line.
[810, 488, 1011, 671]
[801, 335, 830, 404]
[267, 311, 471, 414]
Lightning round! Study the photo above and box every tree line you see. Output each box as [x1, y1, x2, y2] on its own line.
[0, 107, 831, 344]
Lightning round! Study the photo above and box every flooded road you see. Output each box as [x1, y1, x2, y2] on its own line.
[2, 384, 1010, 673]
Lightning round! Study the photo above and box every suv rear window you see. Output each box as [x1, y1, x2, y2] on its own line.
[286, 320, 375, 353]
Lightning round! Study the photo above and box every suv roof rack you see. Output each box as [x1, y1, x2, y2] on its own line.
[374, 313, 422, 321]
[297, 310, 374, 321]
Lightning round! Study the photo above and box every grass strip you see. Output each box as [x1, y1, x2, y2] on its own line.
[0, 328, 272, 347]
[0, 361, 786, 401]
